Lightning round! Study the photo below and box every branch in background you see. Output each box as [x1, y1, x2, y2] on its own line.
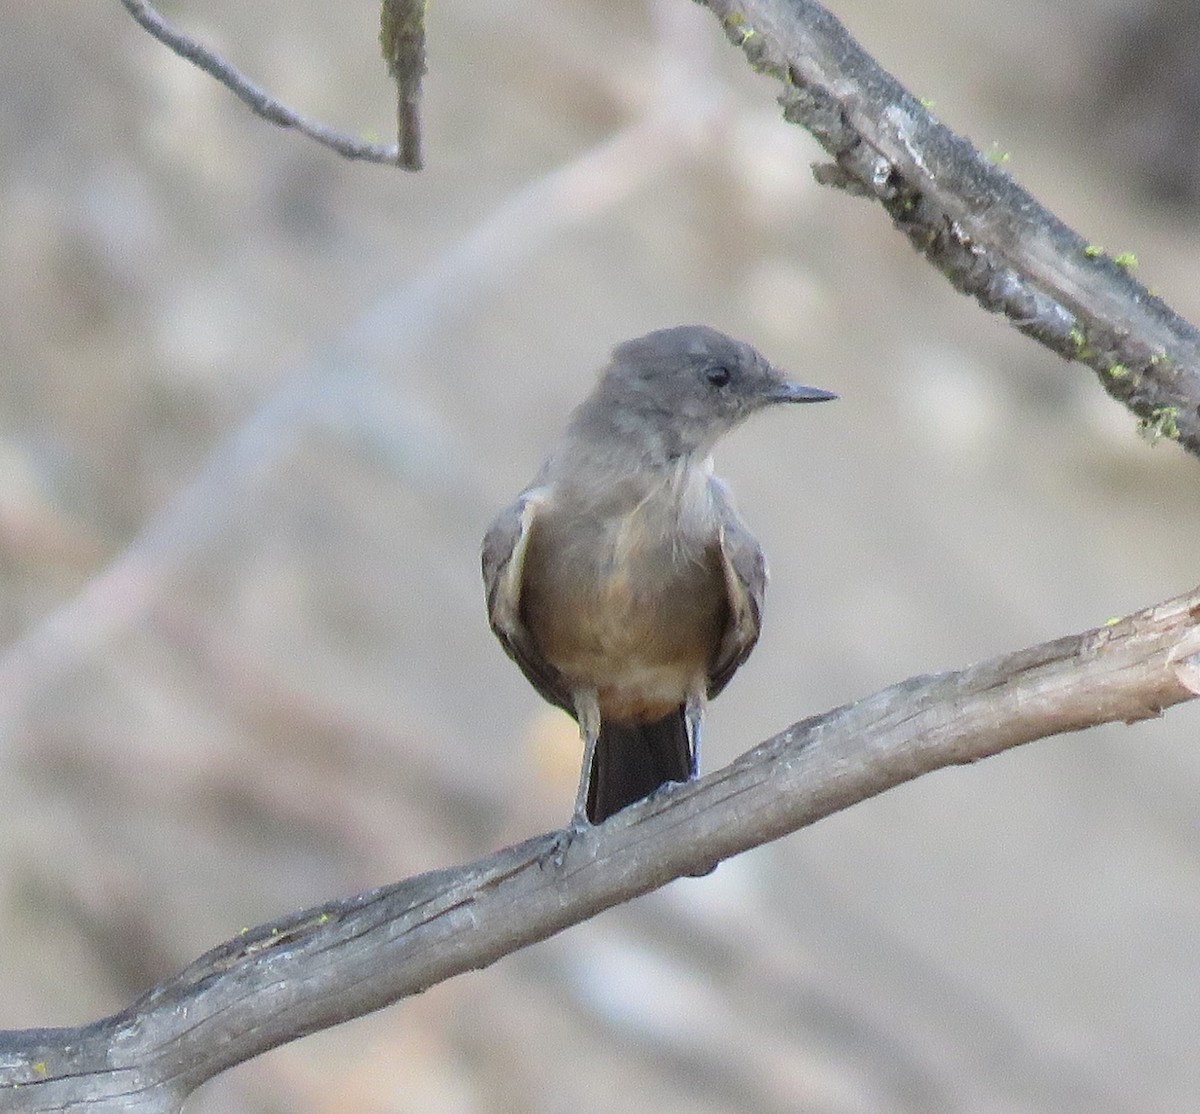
[119, 0, 1200, 459]
[4, 586, 1199, 1112]
[380, 0, 428, 170]
[697, 0, 1200, 458]
[118, 0, 407, 168]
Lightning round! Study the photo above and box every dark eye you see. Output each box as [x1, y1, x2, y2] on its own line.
[705, 365, 732, 387]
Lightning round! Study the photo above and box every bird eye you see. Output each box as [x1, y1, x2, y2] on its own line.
[705, 365, 732, 387]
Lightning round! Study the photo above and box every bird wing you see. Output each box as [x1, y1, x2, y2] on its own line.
[707, 477, 767, 699]
[481, 487, 575, 716]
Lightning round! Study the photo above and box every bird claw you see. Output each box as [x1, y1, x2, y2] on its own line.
[539, 812, 591, 869]
[648, 772, 695, 802]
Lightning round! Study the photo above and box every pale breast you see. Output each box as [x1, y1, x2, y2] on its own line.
[520, 479, 728, 720]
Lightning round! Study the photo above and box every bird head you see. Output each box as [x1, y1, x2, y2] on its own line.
[589, 325, 836, 460]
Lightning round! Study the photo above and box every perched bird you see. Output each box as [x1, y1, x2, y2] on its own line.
[483, 325, 835, 827]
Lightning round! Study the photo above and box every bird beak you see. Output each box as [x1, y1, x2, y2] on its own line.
[769, 378, 838, 404]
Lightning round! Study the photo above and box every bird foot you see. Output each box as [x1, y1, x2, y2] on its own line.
[539, 811, 591, 869]
[649, 770, 697, 802]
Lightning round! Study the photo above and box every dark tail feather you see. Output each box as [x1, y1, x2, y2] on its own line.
[586, 708, 691, 823]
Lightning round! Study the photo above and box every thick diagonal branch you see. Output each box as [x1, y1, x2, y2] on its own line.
[4, 586, 1199, 1112]
[697, 0, 1200, 457]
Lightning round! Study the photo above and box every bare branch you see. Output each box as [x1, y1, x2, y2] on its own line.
[4, 586, 1199, 1111]
[118, 0, 406, 167]
[380, 0, 428, 169]
[696, 0, 1200, 458]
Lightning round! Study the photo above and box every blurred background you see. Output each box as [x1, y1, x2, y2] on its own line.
[2, 0, 1200, 1110]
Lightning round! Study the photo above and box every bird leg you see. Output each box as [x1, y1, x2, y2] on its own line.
[538, 693, 601, 870]
[572, 689, 602, 827]
[685, 687, 705, 780]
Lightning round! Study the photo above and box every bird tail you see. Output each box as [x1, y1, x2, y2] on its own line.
[586, 708, 692, 823]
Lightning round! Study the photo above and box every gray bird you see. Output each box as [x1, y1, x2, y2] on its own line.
[483, 325, 836, 828]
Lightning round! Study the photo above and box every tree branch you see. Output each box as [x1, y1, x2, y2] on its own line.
[114, 0, 1200, 457]
[4, 586, 1199, 1111]
[118, 0, 407, 167]
[380, 0, 428, 169]
[696, 0, 1200, 457]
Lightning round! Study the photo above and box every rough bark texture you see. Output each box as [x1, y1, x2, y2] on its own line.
[700, 0, 1200, 456]
[4, 587, 1199, 1111]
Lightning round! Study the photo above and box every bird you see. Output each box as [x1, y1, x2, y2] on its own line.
[482, 325, 836, 829]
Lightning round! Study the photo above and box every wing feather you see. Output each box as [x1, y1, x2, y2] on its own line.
[707, 478, 766, 699]
[481, 489, 574, 715]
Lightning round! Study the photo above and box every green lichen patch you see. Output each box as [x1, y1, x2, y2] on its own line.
[1137, 406, 1180, 444]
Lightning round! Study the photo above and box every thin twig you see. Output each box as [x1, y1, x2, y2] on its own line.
[118, 0, 405, 166]
[380, 0, 428, 169]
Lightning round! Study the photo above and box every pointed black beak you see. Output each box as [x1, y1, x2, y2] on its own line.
[769, 379, 838, 404]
